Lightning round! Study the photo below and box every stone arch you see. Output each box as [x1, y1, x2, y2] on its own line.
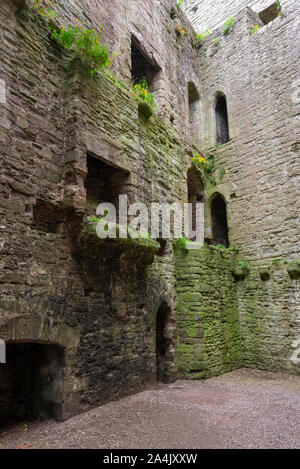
[188, 81, 200, 142]
[210, 193, 229, 247]
[215, 92, 229, 145]
[0, 316, 80, 422]
[0, 315, 80, 352]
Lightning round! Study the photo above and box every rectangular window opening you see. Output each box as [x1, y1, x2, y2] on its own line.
[85, 154, 129, 216]
[258, 3, 280, 25]
[131, 37, 161, 93]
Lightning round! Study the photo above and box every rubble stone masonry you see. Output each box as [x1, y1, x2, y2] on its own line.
[0, 0, 299, 420]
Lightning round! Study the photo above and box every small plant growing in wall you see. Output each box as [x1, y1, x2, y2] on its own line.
[30, 0, 55, 20]
[132, 77, 157, 117]
[193, 30, 210, 46]
[223, 17, 235, 36]
[30, 1, 113, 76]
[177, 0, 184, 8]
[276, 0, 282, 16]
[232, 260, 250, 280]
[174, 24, 189, 38]
[51, 25, 112, 75]
[249, 24, 262, 35]
[191, 153, 217, 185]
[173, 237, 189, 250]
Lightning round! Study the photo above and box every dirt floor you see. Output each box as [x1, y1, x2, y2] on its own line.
[1, 368, 300, 449]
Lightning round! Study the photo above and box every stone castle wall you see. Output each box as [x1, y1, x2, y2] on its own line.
[183, 0, 280, 32]
[0, 0, 199, 418]
[184, 0, 300, 372]
[175, 246, 242, 378]
[0, 0, 299, 420]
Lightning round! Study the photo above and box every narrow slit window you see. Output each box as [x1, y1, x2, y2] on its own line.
[215, 95, 229, 145]
[188, 82, 200, 142]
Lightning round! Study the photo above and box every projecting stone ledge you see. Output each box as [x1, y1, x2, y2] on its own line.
[78, 217, 160, 265]
[287, 260, 300, 280]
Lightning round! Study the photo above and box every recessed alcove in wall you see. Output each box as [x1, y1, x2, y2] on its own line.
[85, 154, 129, 215]
[188, 82, 200, 142]
[258, 3, 280, 25]
[187, 169, 204, 241]
[32, 200, 64, 233]
[131, 36, 161, 92]
[0, 342, 65, 423]
[211, 194, 229, 247]
[215, 94, 229, 145]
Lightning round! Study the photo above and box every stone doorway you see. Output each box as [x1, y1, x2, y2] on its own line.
[0, 342, 65, 424]
[156, 302, 175, 383]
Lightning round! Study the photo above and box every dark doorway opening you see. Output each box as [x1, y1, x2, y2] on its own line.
[156, 302, 174, 383]
[131, 37, 160, 91]
[215, 95, 229, 145]
[0, 343, 65, 424]
[211, 195, 229, 247]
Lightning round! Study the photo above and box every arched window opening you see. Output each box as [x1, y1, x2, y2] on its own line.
[215, 95, 229, 145]
[211, 194, 229, 247]
[156, 302, 175, 383]
[188, 82, 200, 142]
[0, 342, 65, 424]
[187, 169, 204, 241]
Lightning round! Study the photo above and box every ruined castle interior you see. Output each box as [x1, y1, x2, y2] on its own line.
[0, 0, 299, 426]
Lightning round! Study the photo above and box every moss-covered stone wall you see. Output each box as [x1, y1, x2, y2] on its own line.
[238, 259, 300, 375]
[175, 246, 242, 378]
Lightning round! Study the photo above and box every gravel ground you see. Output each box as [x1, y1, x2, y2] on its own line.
[1, 368, 300, 449]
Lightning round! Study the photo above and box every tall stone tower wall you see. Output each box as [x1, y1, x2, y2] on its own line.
[183, 0, 279, 32]
[0, 0, 299, 421]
